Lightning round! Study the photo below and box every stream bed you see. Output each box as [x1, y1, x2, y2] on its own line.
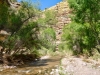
[0, 56, 62, 75]
[1, 56, 100, 75]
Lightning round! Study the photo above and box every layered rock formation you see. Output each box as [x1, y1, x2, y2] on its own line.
[47, 1, 71, 50]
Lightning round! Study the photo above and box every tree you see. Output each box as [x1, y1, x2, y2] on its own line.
[0, 0, 41, 65]
[64, 0, 100, 55]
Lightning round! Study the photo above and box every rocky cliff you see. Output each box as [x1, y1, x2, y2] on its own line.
[46, 1, 72, 50]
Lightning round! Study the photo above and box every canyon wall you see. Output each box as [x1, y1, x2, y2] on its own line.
[47, 1, 72, 49]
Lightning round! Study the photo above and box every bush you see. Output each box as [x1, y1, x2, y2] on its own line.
[66, 0, 100, 56]
[62, 22, 100, 56]
[40, 28, 56, 51]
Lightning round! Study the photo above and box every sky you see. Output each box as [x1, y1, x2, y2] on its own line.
[17, 0, 62, 10]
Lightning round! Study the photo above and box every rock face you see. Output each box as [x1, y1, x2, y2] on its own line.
[56, 1, 71, 40]
[47, 1, 71, 50]
[0, 0, 21, 11]
[0, 30, 10, 41]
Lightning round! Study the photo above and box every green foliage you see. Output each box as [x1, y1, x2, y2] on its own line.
[40, 28, 56, 51]
[18, 22, 40, 50]
[0, 0, 42, 56]
[0, 0, 57, 58]
[42, 28, 56, 40]
[37, 18, 46, 26]
[8, 12, 22, 32]
[37, 10, 57, 27]
[68, 0, 100, 23]
[63, 0, 100, 56]
[62, 21, 100, 55]
[37, 9, 57, 52]
[0, 4, 8, 29]
[44, 10, 57, 26]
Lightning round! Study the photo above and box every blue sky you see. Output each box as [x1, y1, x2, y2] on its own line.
[17, 0, 62, 10]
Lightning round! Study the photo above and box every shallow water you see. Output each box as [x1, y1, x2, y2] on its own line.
[0, 56, 62, 75]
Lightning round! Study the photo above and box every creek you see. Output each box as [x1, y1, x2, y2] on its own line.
[0, 56, 62, 75]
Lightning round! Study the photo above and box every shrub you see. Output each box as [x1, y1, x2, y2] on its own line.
[62, 22, 100, 56]
[40, 28, 56, 51]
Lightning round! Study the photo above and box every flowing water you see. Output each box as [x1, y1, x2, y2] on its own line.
[0, 56, 62, 75]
